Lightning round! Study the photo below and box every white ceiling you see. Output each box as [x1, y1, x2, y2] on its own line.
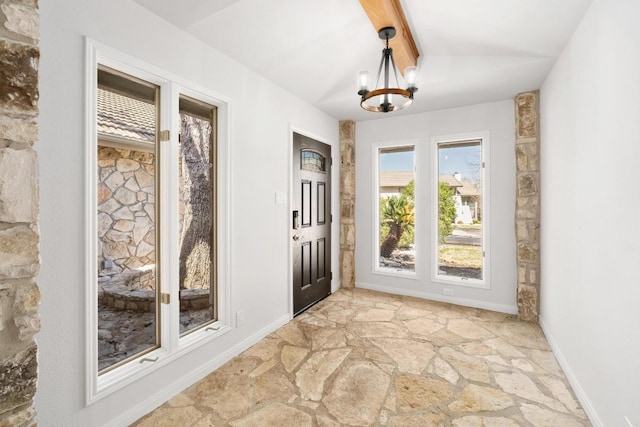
[133, 0, 592, 121]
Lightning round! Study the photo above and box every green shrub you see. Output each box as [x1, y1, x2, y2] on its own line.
[379, 189, 414, 257]
[438, 182, 456, 242]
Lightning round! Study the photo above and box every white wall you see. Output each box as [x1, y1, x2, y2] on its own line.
[539, 0, 640, 425]
[37, 0, 338, 425]
[355, 100, 517, 313]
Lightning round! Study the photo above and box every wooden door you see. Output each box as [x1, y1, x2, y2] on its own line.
[292, 133, 331, 315]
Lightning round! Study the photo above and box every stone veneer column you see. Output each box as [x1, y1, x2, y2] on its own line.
[515, 91, 540, 322]
[339, 121, 356, 289]
[0, 0, 41, 425]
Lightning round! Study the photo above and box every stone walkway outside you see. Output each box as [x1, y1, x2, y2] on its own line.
[133, 288, 591, 426]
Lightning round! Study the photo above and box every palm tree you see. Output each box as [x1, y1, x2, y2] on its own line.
[380, 195, 414, 258]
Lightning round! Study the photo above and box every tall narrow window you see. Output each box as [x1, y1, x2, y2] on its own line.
[96, 67, 159, 372]
[88, 43, 230, 403]
[178, 95, 217, 335]
[436, 139, 485, 284]
[377, 146, 415, 273]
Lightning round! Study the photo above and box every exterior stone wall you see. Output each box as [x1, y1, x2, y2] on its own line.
[0, 0, 40, 425]
[515, 91, 541, 322]
[97, 146, 155, 287]
[339, 121, 355, 288]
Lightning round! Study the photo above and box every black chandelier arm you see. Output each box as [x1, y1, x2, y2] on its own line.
[374, 49, 386, 90]
[389, 49, 401, 88]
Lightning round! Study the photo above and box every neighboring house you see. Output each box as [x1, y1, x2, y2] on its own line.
[440, 173, 480, 224]
[379, 171, 413, 197]
[380, 171, 480, 224]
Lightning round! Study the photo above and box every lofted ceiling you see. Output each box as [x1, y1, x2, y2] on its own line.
[133, 0, 592, 121]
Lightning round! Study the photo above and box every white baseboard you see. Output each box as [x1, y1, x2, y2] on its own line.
[331, 279, 341, 293]
[105, 313, 292, 427]
[539, 317, 603, 427]
[356, 281, 518, 315]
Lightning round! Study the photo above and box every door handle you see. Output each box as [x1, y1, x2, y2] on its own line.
[293, 234, 303, 241]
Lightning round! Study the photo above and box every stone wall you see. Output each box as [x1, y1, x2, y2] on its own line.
[97, 146, 155, 286]
[339, 121, 355, 288]
[0, 0, 40, 425]
[515, 91, 541, 322]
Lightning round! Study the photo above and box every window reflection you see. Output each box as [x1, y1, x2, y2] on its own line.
[301, 150, 325, 172]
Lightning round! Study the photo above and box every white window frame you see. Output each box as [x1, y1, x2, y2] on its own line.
[431, 132, 490, 289]
[372, 139, 420, 280]
[85, 39, 232, 404]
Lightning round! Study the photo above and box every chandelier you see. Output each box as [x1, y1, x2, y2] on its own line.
[358, 26, 418, 113]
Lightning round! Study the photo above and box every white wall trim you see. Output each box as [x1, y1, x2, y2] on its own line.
[539, 317, 604, 427]
[356, 281, 517, 314]
[104, 314, 291, 427]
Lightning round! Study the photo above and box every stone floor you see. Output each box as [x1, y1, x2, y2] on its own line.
[133, 288, 591, 426]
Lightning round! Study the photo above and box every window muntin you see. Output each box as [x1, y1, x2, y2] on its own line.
[178, 95, 217, 336]
[376, 145, 416, 274]
[435, 139, 485, 285]
[96, 67, 159, 372]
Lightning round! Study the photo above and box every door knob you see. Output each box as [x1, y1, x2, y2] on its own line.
[293, 235, 302, 241]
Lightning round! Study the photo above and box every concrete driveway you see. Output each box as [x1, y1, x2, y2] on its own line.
[444, 226, 482, 246]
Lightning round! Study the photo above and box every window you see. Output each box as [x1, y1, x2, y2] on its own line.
[374, 143, 416, 276]
[87, 41, 230, 403]
[178, 95, 217, 336]
[433, 135, 489, 288]
[301, 149, 326, 172]
[96, 67, 160, 372]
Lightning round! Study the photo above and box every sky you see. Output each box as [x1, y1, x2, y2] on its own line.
[379, 145, 481, 181]
[438, 145, 481, 181]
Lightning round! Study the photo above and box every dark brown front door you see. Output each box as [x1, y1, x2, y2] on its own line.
[292, 132, 332, 315]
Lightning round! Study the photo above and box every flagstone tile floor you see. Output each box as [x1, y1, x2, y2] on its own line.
[133, 288, 591, 426]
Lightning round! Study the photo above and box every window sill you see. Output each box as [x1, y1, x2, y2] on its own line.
[89, 323, 231, 405]
[432, 275, 490, 290]
[373, 268, 420, 280]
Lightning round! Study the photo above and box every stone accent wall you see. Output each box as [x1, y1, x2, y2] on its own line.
[515, 91, 541, 322]
[339, 121, 355, 289]
[97, 146, 156, 283]
[0, 0, 40, 425]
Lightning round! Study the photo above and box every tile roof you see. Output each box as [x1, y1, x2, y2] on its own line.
[457, 181, 480, 197]
[439, 174, 479, 196]
[97, 87, 156, 143]
[439, 174, 463, 187]
[380, 171, 414, 188]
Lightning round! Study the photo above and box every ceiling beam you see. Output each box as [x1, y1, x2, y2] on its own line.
[359, 0, 419, 75]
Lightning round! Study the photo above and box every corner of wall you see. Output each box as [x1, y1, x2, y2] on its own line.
[0, 0, 41, 424]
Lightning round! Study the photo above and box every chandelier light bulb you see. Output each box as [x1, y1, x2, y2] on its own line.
[358, 70, 370, 94]
[405, 66, 418, 91]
